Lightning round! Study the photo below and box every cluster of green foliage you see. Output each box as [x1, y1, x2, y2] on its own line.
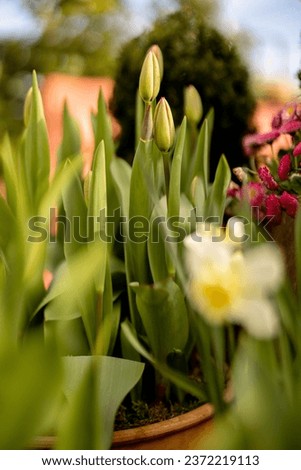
[0, 72, 145, 450]
[0, 47, 234, 446]
[112, 4, 256, 178]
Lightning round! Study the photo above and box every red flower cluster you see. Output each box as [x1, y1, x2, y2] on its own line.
[228, 99, 301, 225]
[257, 166, 279, 190]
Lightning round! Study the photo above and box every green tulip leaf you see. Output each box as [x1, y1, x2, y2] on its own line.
[0, 334, 61, 449]
[56, 355, 144, 449]
[57, 102, 82, 170]
[131, 277, 189, 362]
[205, 154, 231, 221]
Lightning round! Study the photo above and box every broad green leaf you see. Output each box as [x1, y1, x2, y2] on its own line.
[111, 157, 140, 330]
[191, 311, 227, 413]
[130, 278, 189, 362]
[89, 140, 107, 222]
[128, 139, 156, 284]
[56, 359, 95, 450]
[168, 117, 187, 219]
[93, 90, 120, 240]
[163, 117, 187, 276]
[43, 254, 92, 322]
[44, 317, 90, 356]
[162, 194, 195, 287]
[56, 355, 145, 449]
[88, 140, 107, 294]
[0, 134, 19, 215]
[0, 196, 17, 251]
[205, 154, 231, 222]
[23, 71, 50, 211]
[120, 325, 143, 401]
[43, 243, 105, 350]
[276, 282, 299, 345]
[102, 300, 121, 356]
[111, 157, 132, 219]
[190, 108, 214, 196]
[0, 334, 61, 449]
[147, 197, 169, 282]
[62, 160, 88, 258]
[23, 157, 83, 324]
[121, 320, 207, 402]
[94, 261, 116, 356]
[57, 102, 82, 169]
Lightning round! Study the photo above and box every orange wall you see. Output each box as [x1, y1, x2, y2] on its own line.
[41, 73, 120, 175]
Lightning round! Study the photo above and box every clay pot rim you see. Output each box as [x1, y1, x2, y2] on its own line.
[31, 402, 214, 450]
[112, 402, 214, 447]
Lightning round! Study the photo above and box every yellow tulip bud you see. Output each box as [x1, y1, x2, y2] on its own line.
[139, 50, 161, 104]
[184, 85, 203, 124]
[148, 44, 164, 81]
[154, 98, 175, 153]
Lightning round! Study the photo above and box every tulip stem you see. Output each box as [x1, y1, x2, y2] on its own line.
[162, 151, 170, 202]
[141, 103, 153, 141]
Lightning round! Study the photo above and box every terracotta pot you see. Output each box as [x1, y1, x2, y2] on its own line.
[32, 402, 214, 450]
[112, 402, 214, 450]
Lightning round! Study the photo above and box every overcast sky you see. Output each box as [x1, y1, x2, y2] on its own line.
[0, 0, 300, 88]
[221, 0, 301, 87]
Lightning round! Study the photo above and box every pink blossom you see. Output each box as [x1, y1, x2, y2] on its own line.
[280, 191, 299, 218]
[265, 194, 282, 224]
[280, 102, 297, 123]
[279, 120, 301, 134]
[271, 111, 282, 129]
[255, 130, 280, 145]
[242, 131, 280, 155]
[257, 165, 279, 191]
[242, 134, 260, 156]
[242, 182, 266, 207]
[293, 141, 301, 157]
[277, 153, 291, 181]
[227, 186, 240, 199]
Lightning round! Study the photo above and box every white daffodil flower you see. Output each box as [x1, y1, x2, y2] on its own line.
[184, 225, 284, 339]
[193, 217, 247, 249]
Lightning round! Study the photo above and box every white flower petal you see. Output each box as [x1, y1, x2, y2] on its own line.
[184, 234, 232, 278]
[244, 243, 284, 292]
[230, 298, 279, 339]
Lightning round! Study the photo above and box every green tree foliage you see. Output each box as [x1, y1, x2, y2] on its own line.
[111, 3, 256, 176]
[0, 0, 124, 138]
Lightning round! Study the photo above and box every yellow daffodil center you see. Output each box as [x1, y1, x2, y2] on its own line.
[202, 284, 231, 310]
[189, 277, 235, 324]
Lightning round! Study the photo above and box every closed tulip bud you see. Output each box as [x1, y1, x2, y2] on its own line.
[148, 44, 164, 80]
[139, 50, 161, 104]
[184, 85, 203, 124]
[233, 166, 248, 183]
[23, 86, 33, 127]
[154, 98, 175, 153]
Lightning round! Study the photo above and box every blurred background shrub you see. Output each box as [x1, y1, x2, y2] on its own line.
[111, 0, 256, 176]
[0, 0, 265, 175]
